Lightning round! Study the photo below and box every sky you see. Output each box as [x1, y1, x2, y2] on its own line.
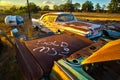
[0, 0, 111, 9]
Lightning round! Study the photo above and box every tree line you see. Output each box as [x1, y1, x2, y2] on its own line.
[1, 0, 120, 14]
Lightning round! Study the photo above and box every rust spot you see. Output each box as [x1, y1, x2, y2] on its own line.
[63, 22, 91, 32]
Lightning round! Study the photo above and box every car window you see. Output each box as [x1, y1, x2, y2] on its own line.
[49, 15, 56, 22]
[56, 14, 75, 22]
[41, 15, 49, 22]
[41, 14, 56, 23]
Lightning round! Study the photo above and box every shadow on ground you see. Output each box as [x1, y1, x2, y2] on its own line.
[0, 41, 24, 80]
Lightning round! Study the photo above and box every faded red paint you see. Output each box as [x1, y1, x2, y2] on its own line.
[61, 22, 91, 32]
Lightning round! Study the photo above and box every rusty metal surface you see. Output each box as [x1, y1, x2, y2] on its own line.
[15, 39, 43, 80]
[82, 39, 120, 64]
[24, 33, 93, 74]
[67, 40, 106, 60]
[62, 22, 91, 32]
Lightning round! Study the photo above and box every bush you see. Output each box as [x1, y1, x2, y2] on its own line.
[0, 17, 4, 23]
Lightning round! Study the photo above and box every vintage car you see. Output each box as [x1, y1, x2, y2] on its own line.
[5, 15, 24, 26]
[15, 33, 94, 80]
[103, 24, 120, 39]
[15, 32, 120, 80]
[32, 12, 103, 39]
[103, 29, 120, 39]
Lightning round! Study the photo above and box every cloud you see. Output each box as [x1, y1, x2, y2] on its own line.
[0, 1, 24, 9]
[0, 1, 12, 9]
[39, 0, 55, 9]
[43, 0, 55, 4]
[62, 0, 67, 2]
[0, 1, 11, 6]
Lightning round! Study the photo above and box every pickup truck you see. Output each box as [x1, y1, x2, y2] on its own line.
[32, 12, 103, 39]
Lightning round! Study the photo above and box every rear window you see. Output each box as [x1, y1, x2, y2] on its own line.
[56, 14, 75, 22]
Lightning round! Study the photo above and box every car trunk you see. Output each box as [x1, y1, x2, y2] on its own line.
[15, 33, 93, 80]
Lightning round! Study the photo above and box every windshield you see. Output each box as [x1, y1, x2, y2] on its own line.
[56, 14, 76, 22]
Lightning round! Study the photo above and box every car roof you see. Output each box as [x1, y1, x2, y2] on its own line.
[45, 12, 72, 16]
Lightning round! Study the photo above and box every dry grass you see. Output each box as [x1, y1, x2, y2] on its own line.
[73, 12, 120, 21]
[0, 15, 24, 80]
[0, 14, 44, 80]
[77, 17, 120, 21]
[0, 39, 24, 80]
[0, 12, 119, 80]
[33, 12, 120, 21]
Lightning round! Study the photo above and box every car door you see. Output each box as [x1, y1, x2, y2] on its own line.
[41, 14, 60, 33]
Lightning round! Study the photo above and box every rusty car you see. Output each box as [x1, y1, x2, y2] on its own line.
[32, 12, 104, 39]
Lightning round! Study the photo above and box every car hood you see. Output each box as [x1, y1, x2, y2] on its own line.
[58, 21, 100, 31]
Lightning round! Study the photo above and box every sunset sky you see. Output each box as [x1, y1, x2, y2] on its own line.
[0, 0, 111, 9]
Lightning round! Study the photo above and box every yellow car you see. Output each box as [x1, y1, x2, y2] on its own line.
[32, 12, 103, 39]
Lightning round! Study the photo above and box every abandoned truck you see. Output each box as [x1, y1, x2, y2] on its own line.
[32, 12, 104, 39]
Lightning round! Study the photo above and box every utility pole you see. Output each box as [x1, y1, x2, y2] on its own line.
[26, 0, 32, 39]
[27, 0, 31, 20]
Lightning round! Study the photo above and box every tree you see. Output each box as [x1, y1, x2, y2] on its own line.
[107, 0, 120, 13]
[82, 1, 94, 12]
[58, 2, 74, 12]
[102, 4, 106, 13]
[6, 5, 19, 14]
[67, 0, 72, 4]
[59, 4, 64, 11]
[18, 2, 40, 13]
[58, 0, 74, 12]
[53, 5, 59, 11]
[28, 2, 40, 13]
[43, 5, 50, 11]
[10, 5, 17, 12]
[63, 3, 74, 12]
[95, 3, 101, 12]
[74, 3, 80, 12]
[19, 6, 27, 13]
